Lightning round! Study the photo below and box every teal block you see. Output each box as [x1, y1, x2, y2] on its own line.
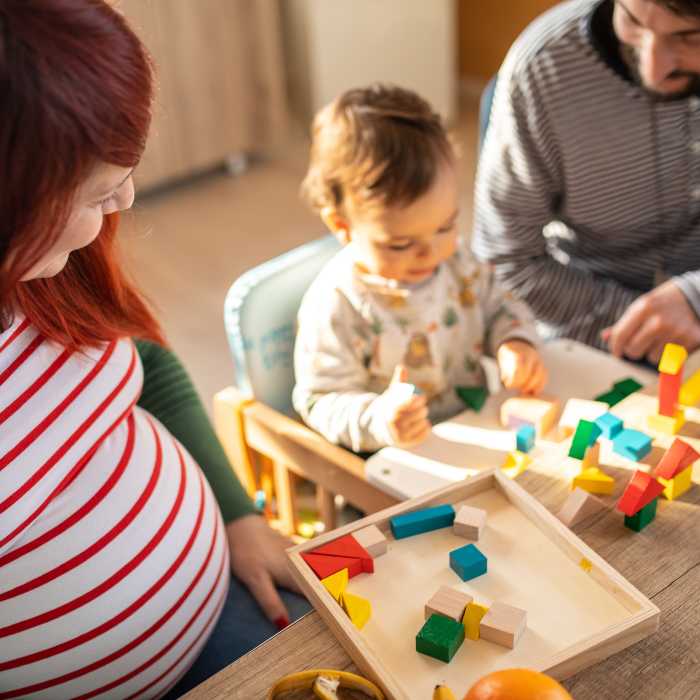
[595, 412, 623, 440]
[455, 386, 488, 412]
[613, 429, 652, 461]
[595, 389, 626, 407]
[449, 543, 487, 581]
[624, 497, 658, 532]
[614, 377, 643, 397]
[569, 420, 602, 459]
[416, 614, 465, 662]
[516, 424, 536, 453]
[390, 504, 455, 539]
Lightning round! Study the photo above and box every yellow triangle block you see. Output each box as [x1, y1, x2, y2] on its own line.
[340, 592, 371, 630]
[501, 451, 532, 479]
[462, 601, 489, 640]
[321, 568, 348, 602]
[573, 467, 615, 495]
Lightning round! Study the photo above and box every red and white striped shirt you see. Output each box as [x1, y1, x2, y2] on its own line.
[0, 315, 229, 699]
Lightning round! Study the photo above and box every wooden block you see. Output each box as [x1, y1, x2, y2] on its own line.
[416, 614, 465, 663]
[680, 368, 700, 406]
[595, 412, 624, 439]
[425, 585, 473, 622]
[654, 438, 700, 480]
[557, 487, 606, 528]
[453, 504, 487, 540]
[658, 466, 692, 501]
[321, 568, 348, 602]
[613, 377, 644, 397]
[582, 442, 601, 469]
[559, 399, 608, 437]
[659, 372, 682, 417]
[449, 543, 487, 581]
[310, 534, 373, 573]
[456, 385, 488, 412]
[480, 601, 527, 649]
[301, 552, 363, 580]
[647, 410, 685, 435]
[612, 429, 652, 461]
[501, 450, 531, 479]
[594, 389, 626, 407]
[516, 424, 536, 453]
[572, 467, 615, 496]
[500, 395, 560, 438]
[568, 420, 602, 460]
[390, 504, 455, 539]
[658, 343, 688, 375]
[624, 498, 658, 532]
[463, 601, 489, 641]
[617, 470, 665, 516]
[340, 592, 371, 630]
[353, 524, 388, 558]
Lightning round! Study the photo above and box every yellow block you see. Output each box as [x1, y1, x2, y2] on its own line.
[680, 369, 700, 406]
[573, 467, 615, 496]
[340, 592, 371, 630]
[658, 343, 688, 375]
[647, 410, 685, 435]
[579, 557, 593, 573]
[462, 601, 489, 641]
[658, 466, 693, 501]
[321, 568, 348, 602]
[582, 442, 600, 469]
[501, 451, 532, 479]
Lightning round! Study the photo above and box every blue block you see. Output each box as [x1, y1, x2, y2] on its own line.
[595, 412, 623, 440]
[449, 543, 487, 581]
[390, 504, 455, 539]
[613, 429, 652, 461]
[516, 424, 536, 453]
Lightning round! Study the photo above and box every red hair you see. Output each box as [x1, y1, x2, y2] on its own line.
[0, 0, 165, 348]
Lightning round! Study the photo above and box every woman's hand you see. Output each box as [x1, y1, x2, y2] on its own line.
[225, 513, 303, 630]
[497, 340, 548, 395]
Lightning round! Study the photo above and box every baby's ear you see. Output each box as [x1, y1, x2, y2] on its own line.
[321, 207, 351, 244]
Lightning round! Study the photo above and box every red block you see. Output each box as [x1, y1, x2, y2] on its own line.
[310, 534, 373, 573]
[659, 372, 681, 417]
[617, 470, 665, 517]
[301, 552, 363, 580]
[655, 438, 700, 480]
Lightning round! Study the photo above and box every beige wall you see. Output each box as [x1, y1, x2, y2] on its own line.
[459, 0, 560, 80]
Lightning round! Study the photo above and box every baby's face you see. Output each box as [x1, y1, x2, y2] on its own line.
[347, 160, 459, 284]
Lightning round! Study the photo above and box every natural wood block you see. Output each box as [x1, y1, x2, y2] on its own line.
[453, 504, 487, 540]
[500, 395, 560, 438]
[463, 601, 489, 641]
[424, 585, 473, 622]
[557, 487, 606, 528]
[353, 525, 388, 558]
[480, 601, 527, 649]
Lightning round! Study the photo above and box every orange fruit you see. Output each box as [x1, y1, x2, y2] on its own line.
[463, 669, 573, 700]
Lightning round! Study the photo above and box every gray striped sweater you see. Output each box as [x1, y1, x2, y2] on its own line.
[472, 0, 700, 349]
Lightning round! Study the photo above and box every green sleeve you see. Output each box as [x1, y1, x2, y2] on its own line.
[134, 339, 256, 523]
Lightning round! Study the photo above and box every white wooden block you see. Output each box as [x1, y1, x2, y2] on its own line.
[424, 585, 472, 622]
[500, 396, 560, 438]
[556, 487, 606, 528]
[480, 601, 527, 649]
[559, 399, 608, 437]
[453, 505, 487, 540]
[353, 524, 388, 558]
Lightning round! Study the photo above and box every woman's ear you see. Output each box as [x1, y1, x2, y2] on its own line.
[321, 207, 351, 245]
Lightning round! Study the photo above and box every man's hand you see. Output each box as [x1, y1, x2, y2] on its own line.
[497, 340, 548, 395]
[602, 280, 700, 364]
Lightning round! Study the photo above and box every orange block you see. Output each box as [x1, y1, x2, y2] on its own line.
[659, 372, 681, 417]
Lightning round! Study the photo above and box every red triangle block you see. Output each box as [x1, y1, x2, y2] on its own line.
[654, 439, 700, 480]
[309, 534, 374, 573]
[301, 552, 363, 580]
[617, 471, 665, 516]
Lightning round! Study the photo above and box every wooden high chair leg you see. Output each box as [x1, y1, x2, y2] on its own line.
[273, 461, 298, 536]
[316, 487, 336, 532]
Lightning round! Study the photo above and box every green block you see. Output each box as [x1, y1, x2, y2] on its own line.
[594, 389, 626, 407]
[613, 378, 643, 397]
[568, 420, 601, 460]
[624, 498, 658, 532]
[416, 614, 465, 662]
[455, 386, 488, 413]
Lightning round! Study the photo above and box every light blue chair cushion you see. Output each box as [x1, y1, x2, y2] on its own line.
[224, 235, 342, 415]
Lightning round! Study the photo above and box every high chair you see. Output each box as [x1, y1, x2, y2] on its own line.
[213, 235, 399, 536]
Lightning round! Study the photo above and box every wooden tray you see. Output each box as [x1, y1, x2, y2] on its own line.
[287, 469, 659, 700]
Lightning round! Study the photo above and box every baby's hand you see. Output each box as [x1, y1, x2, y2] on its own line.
[383, 366, 431, 448]
[497, 340, 547, 395]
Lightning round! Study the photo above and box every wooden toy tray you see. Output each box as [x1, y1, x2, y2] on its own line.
[287, 469, 659, 700]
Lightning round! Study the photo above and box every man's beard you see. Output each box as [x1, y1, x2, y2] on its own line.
[619, 42, 700, 100]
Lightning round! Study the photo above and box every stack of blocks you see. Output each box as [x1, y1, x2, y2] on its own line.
[568, 419, 614, 495]
[648, 343, 688, 435]
[616, 470, 665, 532]
[653, 438, 700, 501]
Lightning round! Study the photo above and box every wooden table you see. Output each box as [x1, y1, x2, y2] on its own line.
[183, 459, 700, 700]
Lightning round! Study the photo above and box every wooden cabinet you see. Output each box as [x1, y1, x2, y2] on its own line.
[118, 0, 287, 191]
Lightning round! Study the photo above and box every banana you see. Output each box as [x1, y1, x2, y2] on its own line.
[433, 684, 457, 700]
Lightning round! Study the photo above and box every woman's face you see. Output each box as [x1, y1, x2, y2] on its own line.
[20, 163, 135, 280]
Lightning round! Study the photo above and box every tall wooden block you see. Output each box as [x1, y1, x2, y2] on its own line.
[390, 504, 455, 539]
[659, 372, 682, 417]
[480, 601, 527, 649]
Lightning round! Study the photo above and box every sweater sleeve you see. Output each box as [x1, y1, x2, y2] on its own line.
[134, 339, 256, 523]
